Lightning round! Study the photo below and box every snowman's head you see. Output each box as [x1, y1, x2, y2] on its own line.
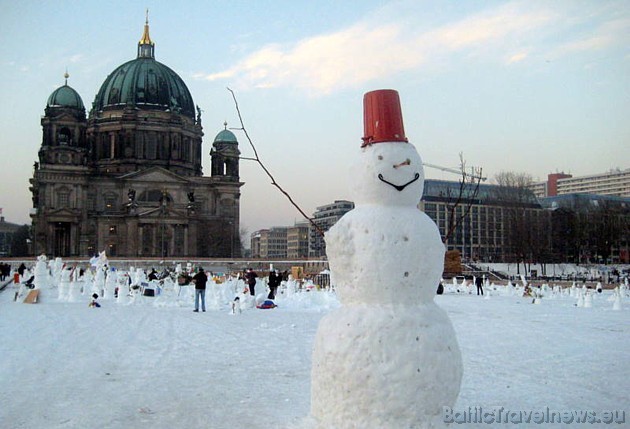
[351, 141, 425, 206]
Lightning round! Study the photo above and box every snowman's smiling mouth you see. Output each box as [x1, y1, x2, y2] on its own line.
[378, 173, 420, 191]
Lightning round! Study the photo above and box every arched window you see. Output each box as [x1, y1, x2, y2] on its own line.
[57, 128, 72, 145]
[138, 189, 165, 203]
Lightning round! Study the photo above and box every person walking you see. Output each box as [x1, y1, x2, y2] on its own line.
[475, 275, 484, 296]
[192, 267, 208, 312]
[245, 268, 258, 296]
[267, 270, 281, 299]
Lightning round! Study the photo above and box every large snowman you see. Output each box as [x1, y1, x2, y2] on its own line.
[309, 90, 462, 429]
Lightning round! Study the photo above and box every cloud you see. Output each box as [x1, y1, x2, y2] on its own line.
[553, 17, 629, 57]
[507, 52, 528, 64]
[194, 1, 624, 94]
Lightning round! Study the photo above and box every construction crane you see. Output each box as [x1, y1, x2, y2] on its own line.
[423, 162, 487, 182]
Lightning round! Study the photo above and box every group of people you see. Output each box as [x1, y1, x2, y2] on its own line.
[7, 260, 287, 313]
[0, 262, 12, 281]
[190, 267, 287, 313]
[242, 268, 285, 299]
[436, 275, 486, 296]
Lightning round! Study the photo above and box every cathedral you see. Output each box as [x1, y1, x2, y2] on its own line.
[30, 18, 242, 258]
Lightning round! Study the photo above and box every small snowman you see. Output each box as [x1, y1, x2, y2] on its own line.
[309, 90, 462, 428]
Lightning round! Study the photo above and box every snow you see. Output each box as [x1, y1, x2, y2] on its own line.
[1, 275, 629, 428]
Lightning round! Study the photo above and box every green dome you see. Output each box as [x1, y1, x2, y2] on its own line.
[214, 129, 238, 143]
[92, 57, 195, 118]
[47, 84, 85, 110]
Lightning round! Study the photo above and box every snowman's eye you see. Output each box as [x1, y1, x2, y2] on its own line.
[378, 155, 383, 160]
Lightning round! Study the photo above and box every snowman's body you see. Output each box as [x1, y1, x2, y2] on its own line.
[310, 132, 462, 428]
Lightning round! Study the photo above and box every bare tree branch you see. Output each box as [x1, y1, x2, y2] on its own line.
[443, 152, 482, 243]
[227, 87, 325, 237]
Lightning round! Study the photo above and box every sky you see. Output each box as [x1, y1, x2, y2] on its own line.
[2, 267, 629, 428]
[0, 0, 628, 236]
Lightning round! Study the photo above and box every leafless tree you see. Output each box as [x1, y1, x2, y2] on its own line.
[588, 201, 625, 264]
[443, 152, 484, 243]
[227, 88, 324, 237]
[493, 171, 549, 275]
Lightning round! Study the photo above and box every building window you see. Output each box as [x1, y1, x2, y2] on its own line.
[104, 193, 117, 212]
[142, 224, 154, 255]
[57, 128, 72, 145]
[174, 225, 185, 255]
[146, 133, 157, 159]
[138, 189, 164, 203]
[57, 191, 70, 207]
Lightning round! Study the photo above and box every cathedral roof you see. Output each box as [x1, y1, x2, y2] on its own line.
[47, 76, 85, 111]
[91, 17, 195, 119]
[213, 128, 238, 144]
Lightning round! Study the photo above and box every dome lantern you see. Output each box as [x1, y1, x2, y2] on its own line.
[137, 9, 155, 59]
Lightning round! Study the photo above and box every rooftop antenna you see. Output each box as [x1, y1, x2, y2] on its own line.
[423, 162, 487, 182]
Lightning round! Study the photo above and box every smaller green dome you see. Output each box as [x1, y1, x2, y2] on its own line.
[47, 84, 85, 110]
[214, 129, 238, 143]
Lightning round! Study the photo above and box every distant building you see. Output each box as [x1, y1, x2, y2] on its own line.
[0, 216, 22, 256]
[287, 222, 310, 258]
[420, 179, 545, 262]
[532, 169, 630, 198]
[250, 231, 262, 258]
[249, 201, 354, 259]
[250, 227, 288, 258]
[29, 19, 242, 258]
[309, 200, 355, 258]
[540, 193, 630, 263]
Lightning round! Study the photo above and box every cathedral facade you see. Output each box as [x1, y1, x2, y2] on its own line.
[30, 20, 242, 258]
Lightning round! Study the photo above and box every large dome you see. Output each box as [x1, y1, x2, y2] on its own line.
[92, 57, 195, 118]
[47, 83, 85, 110]
[91, 19, 195, 119]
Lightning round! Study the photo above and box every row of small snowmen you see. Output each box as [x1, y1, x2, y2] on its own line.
[440, 273, 626, 310]
[15, 255, 319, 311]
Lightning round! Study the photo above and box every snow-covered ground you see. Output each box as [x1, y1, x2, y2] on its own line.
[1, 276, 628, 429]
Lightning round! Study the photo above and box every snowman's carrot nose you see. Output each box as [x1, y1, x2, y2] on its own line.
[393, 159, 411, 169]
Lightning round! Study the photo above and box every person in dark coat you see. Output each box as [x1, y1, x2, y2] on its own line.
[475, 275, 484, 296]
[245, 268, 258, 296]
[267, 270, 281, 300]
[192, 267, 208, 312]
[148, 268, 158, 281]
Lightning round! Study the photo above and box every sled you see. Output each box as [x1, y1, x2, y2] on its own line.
[256, 300, 277, 309]
[23, 289, 40, 304]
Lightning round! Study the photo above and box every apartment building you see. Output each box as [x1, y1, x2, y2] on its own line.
[287, 222, 310, 258]
[419, 179, 546, 262]
[250, 201, 354, 259]
[532, 169, 630, 198]
[250, 227, 288, 258]
[309, 200, 355, 258]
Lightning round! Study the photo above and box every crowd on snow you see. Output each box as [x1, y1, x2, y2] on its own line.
[5, 255, 329, 314]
